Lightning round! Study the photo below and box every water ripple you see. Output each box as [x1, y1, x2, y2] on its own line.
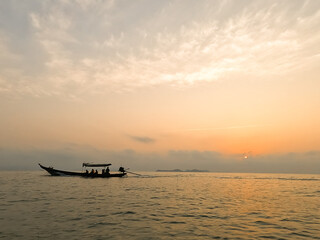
[0, 171, 319, 239]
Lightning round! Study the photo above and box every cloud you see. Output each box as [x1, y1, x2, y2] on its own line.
[179, 124, 272, 132]
[129, 136, 156, 144]
[0, 0, 319, 98]
[1, 146, 319, 174]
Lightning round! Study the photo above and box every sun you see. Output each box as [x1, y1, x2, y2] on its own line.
[242, 151, 252, 159]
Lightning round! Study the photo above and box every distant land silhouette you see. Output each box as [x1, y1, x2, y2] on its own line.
[156, 169, 209, 172]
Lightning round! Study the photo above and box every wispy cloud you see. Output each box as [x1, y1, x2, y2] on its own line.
[129, 136, 156, 144]
[180, 124, 272, 132]
[0, 0, 319, 98]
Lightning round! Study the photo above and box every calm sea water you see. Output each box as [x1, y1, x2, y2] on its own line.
[0, 171, 319, 240]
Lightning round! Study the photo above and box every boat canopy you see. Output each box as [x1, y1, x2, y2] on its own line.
[82, 163, 112, 167]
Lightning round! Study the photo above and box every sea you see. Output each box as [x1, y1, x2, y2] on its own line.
[0, 171, 319, 240]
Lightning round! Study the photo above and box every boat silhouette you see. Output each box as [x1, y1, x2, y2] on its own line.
[39, 163, 127, 178]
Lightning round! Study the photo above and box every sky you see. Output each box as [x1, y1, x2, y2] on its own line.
[0, 0, 320, 173]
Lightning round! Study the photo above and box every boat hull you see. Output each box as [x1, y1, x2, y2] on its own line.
[39, 164, 126, 178]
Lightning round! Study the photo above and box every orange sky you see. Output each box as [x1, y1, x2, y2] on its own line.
[1, 0, 320, 171]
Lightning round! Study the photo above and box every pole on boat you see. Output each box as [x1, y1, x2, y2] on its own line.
[125, 170, 142, 176]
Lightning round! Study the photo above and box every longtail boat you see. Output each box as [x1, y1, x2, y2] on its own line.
[39, 163, 127, 178]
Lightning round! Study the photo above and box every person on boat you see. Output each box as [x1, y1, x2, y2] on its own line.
[90, 169, 94, 175]
[102, 169, 105, 174]
[95, 169, 98, 176]
[119, 167, 125, 173]
[106, 167, 110, 175]
[85, 170, 89, 175]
